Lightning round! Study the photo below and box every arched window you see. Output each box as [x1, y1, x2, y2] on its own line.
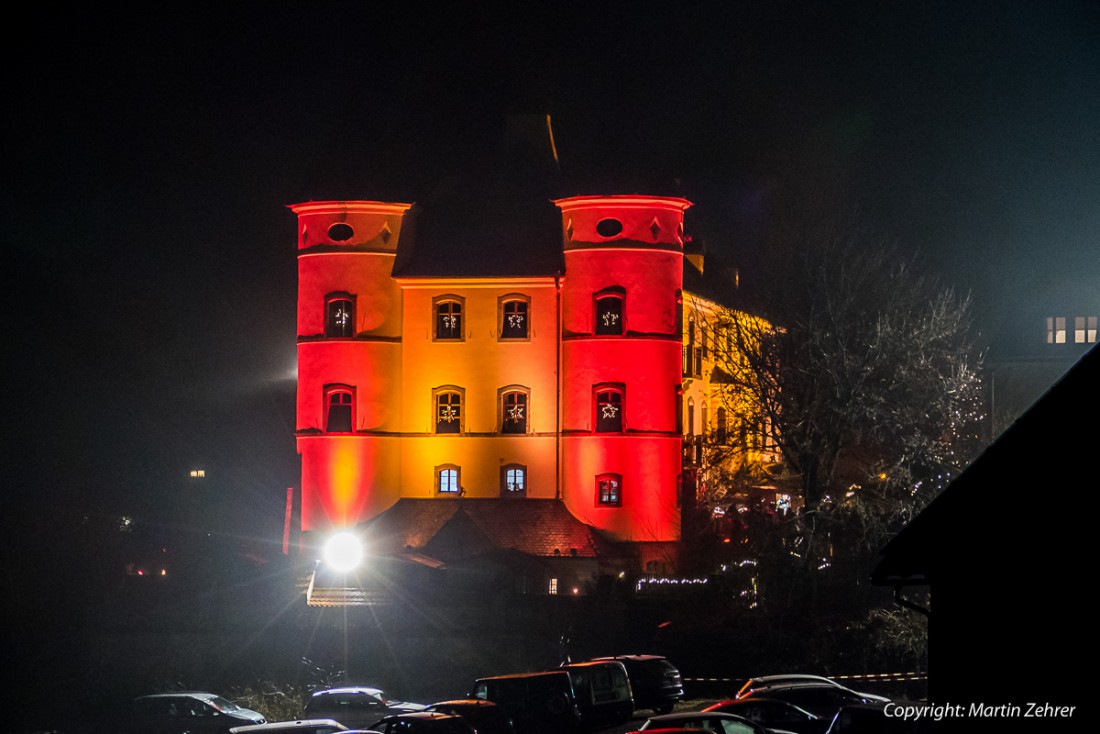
[594, 291, 624, 335]
[434, 388, 464, 434]
[500, 296, 530, 340]
[325, 294, 354, 337]
[501, 464, 527, 496]
[325, 386, 354, 433]
[716, 407, 728, 444]
[500, 388, 529, 434]
[687, 397, 695, 436]
[436, 465, 460, 494]
[702, 402, 709, 438]
[434, 297, 464, 340]
[596, 473, 622, 507]
[594, 385, 624, 433]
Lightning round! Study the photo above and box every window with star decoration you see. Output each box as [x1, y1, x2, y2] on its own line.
[434, 388, 464, 434]
[594, 385, 624, 433]
[434, 296, 464, 341]
[500, 388, 529, 434]
[594, 291, 624, 335]
[499, 296, 530, 340]
[325, 294, 354, 337]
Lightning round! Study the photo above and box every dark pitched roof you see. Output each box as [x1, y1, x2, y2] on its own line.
[364, 498, 603, 559]
[872, 344, 1099, 586]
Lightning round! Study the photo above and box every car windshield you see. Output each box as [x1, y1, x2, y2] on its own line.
[206, 696, 242, 712]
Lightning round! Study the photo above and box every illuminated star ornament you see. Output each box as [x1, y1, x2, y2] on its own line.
[507, 314, 524, 328]
[507, 405, 525, 421]
[601, 404, 619, 419]
[334, 308, 350, 326]
[602, 312, 619, 326]
[443, 315, 457, 329]
[440, 406, 459, 422]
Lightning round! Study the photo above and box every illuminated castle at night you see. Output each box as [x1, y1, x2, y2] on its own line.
[291, 119, 774, 591]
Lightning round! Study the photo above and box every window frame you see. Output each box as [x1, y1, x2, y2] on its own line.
[436, 464, 461, 495]
[433, 386, 466, 434]
[324, 292, 356, 338]
[324, 384, 355, 433]
[499, 294, 531, 341]
[433, 295, 465, 342]
[596, 473, 623, 507]
[498, 385, 531, 434]
[501, 464, 528, 497]
[593, 287, 626, 336]
[594, 384, 625, 433]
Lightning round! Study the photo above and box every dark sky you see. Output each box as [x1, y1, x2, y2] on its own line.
[4, 2, 1098, 532]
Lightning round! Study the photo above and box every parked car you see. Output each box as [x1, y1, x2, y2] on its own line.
[703, 698, 826, 734]
[131, 692, 266, 733]
[472, 670, 582, 733]
[229, 720, 348, 734]
[589, 655, 683, 714]
[424, 699, 515, 734]
[743, 686, 886, 720]
[639, 711, 796, 734]
[560, 660, 633, 727]
[736, 677, 888, 705]
[369, 712, 476, 734]
[304, 687, 426, 728]
[824, 704, 919, 734]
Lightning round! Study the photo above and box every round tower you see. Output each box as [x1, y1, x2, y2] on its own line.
[291, 201, 411, 533]
[555, 195, 691, 543]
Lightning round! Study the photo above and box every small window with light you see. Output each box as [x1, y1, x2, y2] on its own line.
[596, 473, 622, 507]
[435, 389, 463, 434]
[594, 293, 624, 335]
[595, 386, 624, 433]
[501, 464, 527, 497]
[435, 298, 464, 341]
[501, 389, 529, 434]
[325, 294, 354, 337]
[500, 297, 530, 340]
[436, 465, 460, 494]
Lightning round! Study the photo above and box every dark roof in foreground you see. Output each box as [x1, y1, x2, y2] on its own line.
[872, 344, 1099, 586]
[363, 498, 603, 559]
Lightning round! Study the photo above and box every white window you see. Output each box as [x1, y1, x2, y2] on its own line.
[1074, 316, 1098, 344]
[1047, 317, 1066, 344]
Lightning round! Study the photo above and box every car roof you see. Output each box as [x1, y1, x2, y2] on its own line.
[376, 713, 463, 721]
[428, 699, 498, 707]
[134, 692, 222, 701]
[476, 670, 570, 681]
[706, 699, 820, 716]
[311, 687, 385, 697]
[649, 712, 748, 722]
[592, 654, 669, 662]
[561, 660, 628, 669]
[229, 720, 346, 732]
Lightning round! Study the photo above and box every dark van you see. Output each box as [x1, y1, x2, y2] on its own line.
[559, 660, 633, 727]
[472, 671, 582, 734]
[590, 655, 683, 714]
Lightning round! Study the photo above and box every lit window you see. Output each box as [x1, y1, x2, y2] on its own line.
[1047, 317, 1066, 344]
[437, 465, 460, 494]
[501, 389, 529, 434]
[325, 294, 354, 337]
[595, 293, 624, 335]
[1075, 316, 1098, 344]
[500, 297, 529, 340]
[597, 473, 622, 507]
[435, 390, 463, 434]
[687, 397, 695, 436]
[325, 387, 354, 432]
[189, 469, 205, 478]
[548, 577, 558, 595]
[595, 386, 624, 433]
[435, 298, 464, 340]
[502, 464, 527, 496]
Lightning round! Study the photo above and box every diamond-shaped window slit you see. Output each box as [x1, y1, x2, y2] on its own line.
[566, 219, 574, 241]
[379, 223, 392, 245]
[649, 217, 662, 240]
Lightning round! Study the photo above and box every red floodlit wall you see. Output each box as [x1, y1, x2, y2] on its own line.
[291, 201, 411, 534]
[555, 196, 691, 543]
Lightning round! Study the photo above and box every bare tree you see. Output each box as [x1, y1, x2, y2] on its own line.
[712, 211, 984, 561]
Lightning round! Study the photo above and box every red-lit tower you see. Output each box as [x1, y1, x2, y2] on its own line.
[555, 196, 691, 543]
[291, 201, 412, 533]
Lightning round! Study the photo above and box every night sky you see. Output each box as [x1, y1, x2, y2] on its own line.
[5, 2, 1098, 536]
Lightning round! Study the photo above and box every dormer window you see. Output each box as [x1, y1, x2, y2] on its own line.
[595, 291, 624, 335]
[435, 298, 464, 341]
[325, 294, 354, 337]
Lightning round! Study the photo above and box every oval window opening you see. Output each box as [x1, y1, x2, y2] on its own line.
[595, 218, 623, 238]
[328, 223, 354, 242]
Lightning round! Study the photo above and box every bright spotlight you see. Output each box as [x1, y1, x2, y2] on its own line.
[322, 531, 364, 572]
